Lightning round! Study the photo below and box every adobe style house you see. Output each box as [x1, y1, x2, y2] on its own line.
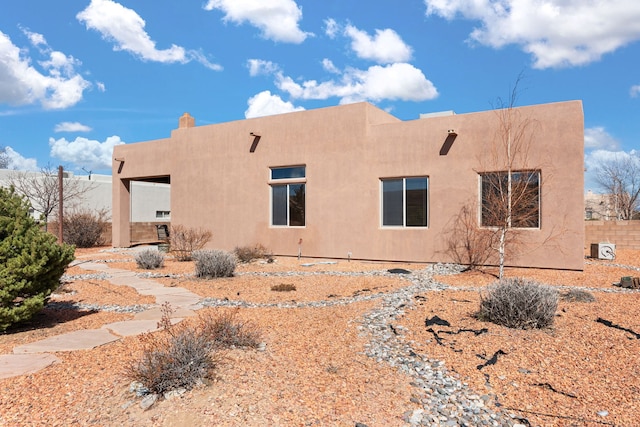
[112, 101, 584, 270]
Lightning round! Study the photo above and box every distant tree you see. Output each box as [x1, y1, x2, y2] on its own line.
[7, 164, 94, 227]
[594, 153, 640, 220]
[0, 146, 9, 169]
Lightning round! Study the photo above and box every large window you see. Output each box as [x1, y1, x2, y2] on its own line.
[271, 166, 306, 227]
[480, 170, 540, 228]
[381, 177, 428, 227]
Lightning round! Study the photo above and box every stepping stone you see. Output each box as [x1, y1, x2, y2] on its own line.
[0, 353, 60, 379]
[12, 329, 120, 354]
[134, 306, 197, 321]
[102, 319, 182, 337]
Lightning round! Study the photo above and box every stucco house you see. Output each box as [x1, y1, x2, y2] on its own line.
[112, 101, 584, 270]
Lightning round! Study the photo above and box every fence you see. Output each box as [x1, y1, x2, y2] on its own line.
[585, 220, 640, 250]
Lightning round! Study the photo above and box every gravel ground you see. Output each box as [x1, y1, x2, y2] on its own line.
[0, 247, 638, 426]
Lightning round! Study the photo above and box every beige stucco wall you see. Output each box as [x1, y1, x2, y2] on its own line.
[113, 101, 584, 270]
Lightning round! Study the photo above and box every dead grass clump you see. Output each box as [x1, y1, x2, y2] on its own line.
[271, 283, 296, 292]
[234, 244, 272, 263]
[560, 289, 596, 303]
[199, 309, 262, 349]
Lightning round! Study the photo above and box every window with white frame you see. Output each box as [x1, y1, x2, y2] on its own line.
[480, 170, 540, 228]
[381, 177, 428, 227]
[270, 166, 306, 227]
[155, 210, 171, 219]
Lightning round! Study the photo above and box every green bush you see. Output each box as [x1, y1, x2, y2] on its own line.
[478, 277, 558, 329]
[0, 187, 75, 331]
[135, 248, 165, 269]
[62, 208, 108, 248]
[192, 249, 236, 278]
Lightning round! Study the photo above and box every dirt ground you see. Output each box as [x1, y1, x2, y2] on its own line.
[0, 247, 638, 427]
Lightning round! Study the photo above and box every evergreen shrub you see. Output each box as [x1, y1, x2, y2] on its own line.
[0, 187, 75, 331]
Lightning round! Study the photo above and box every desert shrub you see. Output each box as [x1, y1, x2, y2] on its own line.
[561, 289, 596, 303]
[169, 225, 212, 261]
[199, 309, 261, 349]
[125, 307, 261, 395]
[135, 248, 165, 269]
[234, 244, 270, 263]
[444, 204, 498, 269]
[192, 249, 236, 278]
[62, 208, 109, 248]
[271, 283, 296, 292]
[478, 278, 558, 329]
[125, 325, 220, 395]
[0, 187, 75, 331]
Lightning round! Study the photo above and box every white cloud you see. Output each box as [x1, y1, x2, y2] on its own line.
[425, 0, 640, 68]
[322, 58, 340, 74]
[54, 122, 93, 133]
[324, 18, 339, 39]
[344, 25, 413, 63]
[204, 0, 311, 43]
[247, 59, 280, 76]
[275, 63, 438, 103]
[77, 0, 222, 70]
[0, 30, 90, 109]
[49, 135, 125, 170]
[245, 90, 305, 118]
[631, 85, 640, 98]
[3, 147, 38, 171]
[584, 127, 620, 151]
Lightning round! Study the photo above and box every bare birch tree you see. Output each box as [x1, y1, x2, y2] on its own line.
[481, 77, 541, 279]
[594, 154, 640, 220]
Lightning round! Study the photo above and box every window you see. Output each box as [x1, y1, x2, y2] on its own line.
[480, 170, 540, 228]
[381, 177, 428, 227]
[155, 210, 170, 219]
[271, 166, 305, 226]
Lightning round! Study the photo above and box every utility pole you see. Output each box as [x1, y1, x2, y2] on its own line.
[58, 166, 63, 243]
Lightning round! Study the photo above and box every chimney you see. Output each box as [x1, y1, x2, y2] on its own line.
[178, 112, 195, 129]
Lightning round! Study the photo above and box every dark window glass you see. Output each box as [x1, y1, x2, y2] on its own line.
[382, 179, 403, 226]
[272, 185, 287, 226]
[271, 166, 306, 180]
[289, 184, 305, 226]
[481, 171, 540, 228]
[406, 177, 428, 226]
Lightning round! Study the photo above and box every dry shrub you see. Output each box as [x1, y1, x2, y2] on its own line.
[478, 278, 558, 329]
[193, 249, 236, 278]
[62, 208, 109, 248]
[234, 243, 271, 263]
[125, 319, 219, 395]
[125, 306, 261, 395]
[271, 283, 296, 292]
[444, 204, 497, 269]
[199, 309, 261, 349]
[169, 224, 212, 261]
[135, 248, 165, 269]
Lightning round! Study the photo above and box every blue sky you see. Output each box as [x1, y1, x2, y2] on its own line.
[1, 0, 639, 192]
